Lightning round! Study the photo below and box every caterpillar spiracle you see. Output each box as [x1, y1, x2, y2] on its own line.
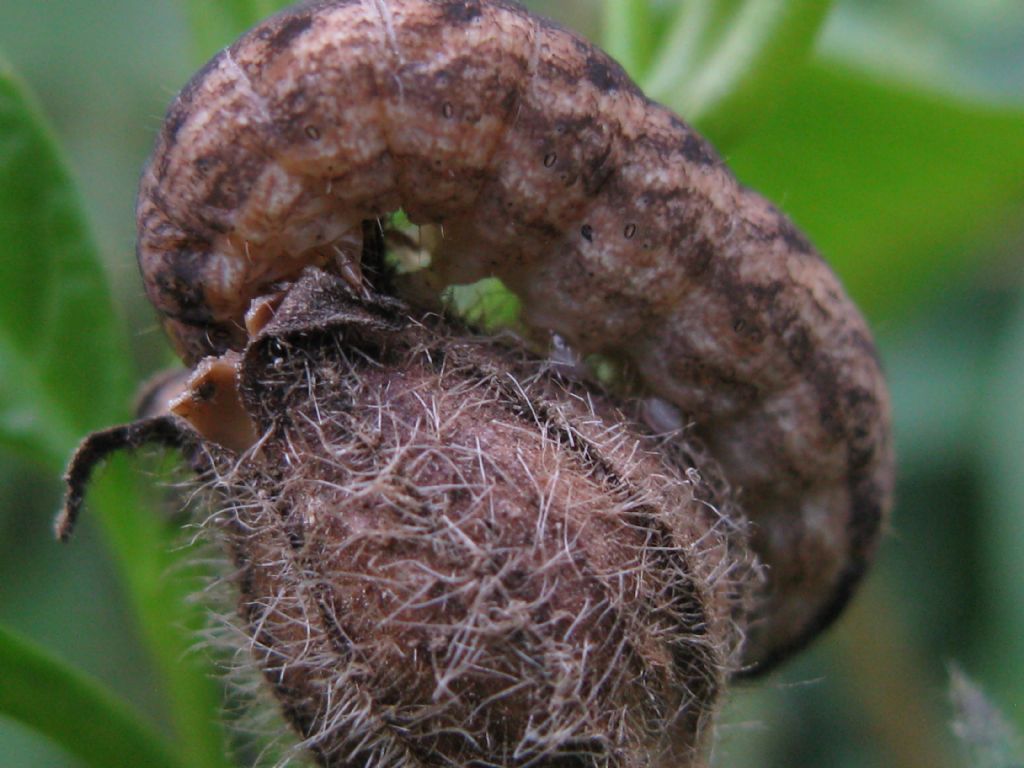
[136, 0, 894, 673]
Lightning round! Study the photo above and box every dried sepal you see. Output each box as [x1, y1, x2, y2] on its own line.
[185, 270, 760, 767]
[57, 416, 197, 541]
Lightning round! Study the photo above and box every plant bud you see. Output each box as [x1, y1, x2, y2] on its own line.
[194, 270, 760, 767]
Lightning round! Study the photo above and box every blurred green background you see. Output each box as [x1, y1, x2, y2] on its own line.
[1, 1, 1022, 766]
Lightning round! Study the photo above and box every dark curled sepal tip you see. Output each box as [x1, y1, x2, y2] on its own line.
[57, 416, 195, 542]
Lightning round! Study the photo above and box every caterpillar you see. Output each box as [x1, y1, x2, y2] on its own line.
[136, 0, 894, 673]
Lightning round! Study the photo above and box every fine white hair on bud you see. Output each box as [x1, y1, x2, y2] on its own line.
[187, 271, 761, 768]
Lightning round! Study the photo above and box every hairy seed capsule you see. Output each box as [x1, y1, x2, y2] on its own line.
[212, 271, 761, 766]
[61, 271, 762, 767]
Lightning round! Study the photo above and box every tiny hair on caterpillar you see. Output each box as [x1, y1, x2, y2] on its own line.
[65, 0, 893, 746]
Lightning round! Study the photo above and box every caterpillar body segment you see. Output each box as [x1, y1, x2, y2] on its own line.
[136, 0, 894, 672]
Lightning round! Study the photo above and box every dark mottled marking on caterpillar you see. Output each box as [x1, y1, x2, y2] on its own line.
[135, 0, 894, 673]
[584, 51, 628, 92]
[265, 11, 316, 53]
[439, 0, 482, 24]
[680, 131, 718, 166]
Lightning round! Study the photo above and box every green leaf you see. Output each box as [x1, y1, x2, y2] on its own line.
[726, 60, 1024, 321]
[0, 625, 182, 768]
[645, 0, 833, 148]
[86, 458, 235, 768]
[184, 0, 294, 61]
[0, 58, 233, 768]
[601, 0, 658, 80]
[0, 57, 133, 467]
[442, 278, 523, 334]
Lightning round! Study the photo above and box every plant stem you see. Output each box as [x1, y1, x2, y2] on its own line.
[0, 625, 183, 768]
[601, 0, 657, 79]
[183, 0, 292, 62]
[644, 0, 833, 149]
[644, 0, 743, 97]
[90, 460, 234, 768]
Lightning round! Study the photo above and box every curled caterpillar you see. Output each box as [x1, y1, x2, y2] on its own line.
[136, 0, 894, 672]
